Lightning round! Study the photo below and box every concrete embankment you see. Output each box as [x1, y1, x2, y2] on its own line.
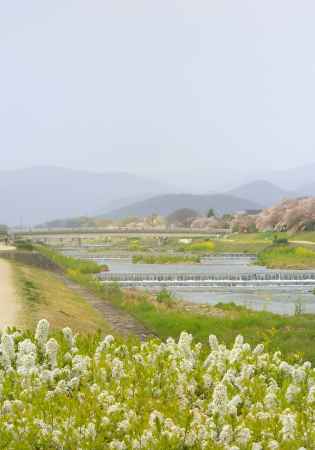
[0, 251, 62, 273]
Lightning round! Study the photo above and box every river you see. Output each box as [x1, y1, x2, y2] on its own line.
[78, 254, 315, 315]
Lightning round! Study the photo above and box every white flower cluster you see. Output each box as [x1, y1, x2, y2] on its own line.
[0, 321, 314, 449]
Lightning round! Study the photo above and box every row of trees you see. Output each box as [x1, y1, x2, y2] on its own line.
[0, 224, 8, 234]
[221, 197, 315, 234]
[36, 197, 315, 233]
[256, 197, 315, 233]
[166, 208, 233, 229]
[165, 197, 315, 233]
[0, 224, 9, 244]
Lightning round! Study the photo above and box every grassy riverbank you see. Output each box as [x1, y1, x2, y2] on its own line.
[33, 246, 315, 363]
[132, 254, 201, 264]
[213, 234, 273, 253]
[184, 240, 215, 252]
[257, 245, 315, 269]
[210, 231, 315, 253]
[14, 263, 110, 333]
[97, 284, 315, 364]
[63, 231, 315, 256]
[37, 245, 107, 274]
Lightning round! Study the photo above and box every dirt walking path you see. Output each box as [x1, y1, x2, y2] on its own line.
[0, 259, 20, 329]
[289, 240, 315, 246]
[0, 244, 16, 251]
[59, 275, 154, 340]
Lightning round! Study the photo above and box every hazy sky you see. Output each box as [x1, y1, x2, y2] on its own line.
[1, 0, 315, 175]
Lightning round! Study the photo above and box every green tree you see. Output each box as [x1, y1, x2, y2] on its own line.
[207, 208, 215, 218]
[0, 224, 8, 233]
[166, 209, 199, 228]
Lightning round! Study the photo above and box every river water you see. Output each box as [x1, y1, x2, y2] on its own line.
[103, 260, 269, 274]
[93, 257, 315, 315]
[170, 287, 315, 315]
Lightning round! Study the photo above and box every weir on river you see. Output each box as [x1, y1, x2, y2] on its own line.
[97, 270, 315, 287]
[59, 249, 315, 312]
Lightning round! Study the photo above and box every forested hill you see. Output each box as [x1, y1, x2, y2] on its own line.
[103, 193, 261, 219]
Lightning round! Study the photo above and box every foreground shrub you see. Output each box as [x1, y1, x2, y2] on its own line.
[0, 320, 314, 448]
[272, 235, 289, 245]
[156, 288, 175, 306]
[14, 239, 35, 251]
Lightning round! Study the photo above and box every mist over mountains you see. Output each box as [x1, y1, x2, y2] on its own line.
[101, 180, 300, 219]
[226, 181, 297, 208]
[0, 165, 314, 226]
[0, 167, 170, 226]
[147, 163, 315, 194]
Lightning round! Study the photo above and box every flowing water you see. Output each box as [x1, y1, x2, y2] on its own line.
[90, 256, 315, 315]
[101, 260, 270, 274]
[169, 287, 315, 315]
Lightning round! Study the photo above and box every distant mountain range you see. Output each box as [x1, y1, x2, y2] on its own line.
[103, 180, 302, 219]
[150, 163, 315, 193]
[226, 180, 297, 207]
[1, 165, 313, 227]
[102, 193, 261, 219]
[0, 167, 170, 226]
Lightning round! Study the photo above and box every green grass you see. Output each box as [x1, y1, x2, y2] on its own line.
[14, 263, 110, 333]
[60, 231, 315, 255]
[212, 239, 267, 253]
[37, 245, 105, 274]
[128, 239, 145, 252]
[14, 239, 36, 251]
[211, 232, 275, 253]
[91, 283, 315, 364]
[211, 232, 315, 253]
[21, 278, 42, 306]
[122, 295, 315, 364]
[215, 301, 250, 312]
[226, 231, 279, 242]
[257, 244, 315, 269]
[181, 240, 215, 252]
[290, 231, 315, 244]
[37, 245, 315, 364]
[156, 288, 176, 306]
[132, 254, 201, 264]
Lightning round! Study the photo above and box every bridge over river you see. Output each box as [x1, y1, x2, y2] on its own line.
[97, 270, 315, 288]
